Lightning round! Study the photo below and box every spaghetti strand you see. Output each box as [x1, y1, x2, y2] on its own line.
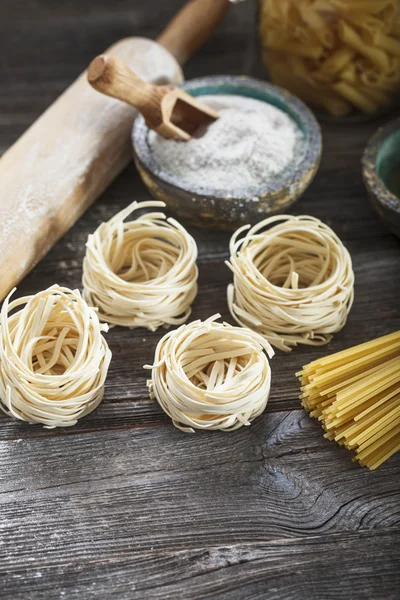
[298, 331, 400, 469]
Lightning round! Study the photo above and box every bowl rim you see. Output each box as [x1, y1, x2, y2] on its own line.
[362, 116, 400, 213]
[132, 74, 322, 201]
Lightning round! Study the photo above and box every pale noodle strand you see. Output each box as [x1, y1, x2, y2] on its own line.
[0, 285, 111, 428]
[227, 215, 355, 352]
[144, 314, 274, 433]
[83, 201, 198, 331]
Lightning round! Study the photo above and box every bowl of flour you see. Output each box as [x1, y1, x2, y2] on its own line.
[133, 75, 322, 229]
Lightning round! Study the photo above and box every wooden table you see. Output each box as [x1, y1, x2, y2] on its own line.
[1, 2, 399, 598]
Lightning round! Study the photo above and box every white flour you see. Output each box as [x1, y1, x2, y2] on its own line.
[148, 95, 304, 197]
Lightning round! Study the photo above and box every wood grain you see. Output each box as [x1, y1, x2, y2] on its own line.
[1, 531, 399, 600]
[1, 412, 399, 553]
[0, 413, 399, 598]
[0, 1, 399, 599]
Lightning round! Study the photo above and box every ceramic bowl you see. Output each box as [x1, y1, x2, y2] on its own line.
[132, 75, 322, 230]
[362, 117, 400, 239]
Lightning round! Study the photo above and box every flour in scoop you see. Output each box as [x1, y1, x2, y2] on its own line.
[148, 95, 304, 197]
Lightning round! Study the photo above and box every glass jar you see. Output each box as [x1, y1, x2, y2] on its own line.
[259, 0, 400, 118]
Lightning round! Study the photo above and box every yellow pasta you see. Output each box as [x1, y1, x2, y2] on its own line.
[387, 55, 400, 76]
[297, 24, 323, 46]
[266, 57, 350, 116]
[330, 0, 396, 15]
[318, 95, 352, 117]
[338, 21, 389, 71]
[357, 62, 394, 89]
[340, 63, 357, 83]
[266, 31, 324, 59]
[333, 81, 379, 112]
[379, 2, 398, 29]
[374, 30, 400, 57]
[299, 4, 336, 47]
[286, 55, 315, 83]
[297, 331, 400, 469]
[259, 0, 400, 116]
[359, 84, 390, 106]
[317, 47, 356, 77]
[286, 3, 305, 29]
[260, 0, 290, 31]
[393, 20, 400, 36]
[345, 13, 386, 35]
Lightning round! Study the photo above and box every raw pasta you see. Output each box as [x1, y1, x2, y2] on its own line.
[226, 215, 354, 352]
[144, 314, 274, 432]
[298, 331, 400, 469]
[83, 201, 198, 330]
[259, 0, 400, 116]
[0, 285, 111, 428]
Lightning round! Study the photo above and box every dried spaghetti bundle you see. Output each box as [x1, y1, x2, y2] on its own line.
[83, 201, 198, 330]
[298, 331, 400, 469]
[145, 314, 274, 433]
[0, 285, 111, 428]
[227, 215, 354, 352]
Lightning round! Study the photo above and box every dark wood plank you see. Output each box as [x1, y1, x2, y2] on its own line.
[0, 1, 399, 598]
[1, 412, 399, 550]
[0, 401, 167, 440]
[0, 411, 399, 599]
[1, 529, 399, 600]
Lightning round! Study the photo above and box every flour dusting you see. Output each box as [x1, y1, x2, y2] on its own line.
[148, 95, 304, 196]
[0, 37, 182, 298]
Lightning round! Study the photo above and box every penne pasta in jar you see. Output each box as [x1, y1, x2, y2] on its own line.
[259, 0, 400, 118]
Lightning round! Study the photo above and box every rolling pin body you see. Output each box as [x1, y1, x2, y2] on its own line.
[0, 38, 182, 299]
[0, 0, 232, 299]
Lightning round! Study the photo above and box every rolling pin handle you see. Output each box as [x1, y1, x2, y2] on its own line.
[157, 0, 232, 65]
[87, 55, 164, 126]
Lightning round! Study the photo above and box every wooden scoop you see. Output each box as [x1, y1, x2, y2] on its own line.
[87, 55, 219, 141]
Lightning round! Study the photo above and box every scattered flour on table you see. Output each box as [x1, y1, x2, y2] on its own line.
[148, 95, 304, 197]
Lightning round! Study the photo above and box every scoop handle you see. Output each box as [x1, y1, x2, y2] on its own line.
[87, 55, 165, 126]
[157, 0, 231, 65]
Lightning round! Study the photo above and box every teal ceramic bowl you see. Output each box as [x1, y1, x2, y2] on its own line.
[132, 75, 322, 230]
[362, 117, 400, 239]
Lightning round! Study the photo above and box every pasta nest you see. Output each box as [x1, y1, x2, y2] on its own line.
[227, 215, 355, 352]
[83, 201, 198, 330]
[0, 285, 111, 428]
[145, 314, 274, 433]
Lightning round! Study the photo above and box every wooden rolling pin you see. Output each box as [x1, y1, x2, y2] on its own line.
[0, 0, 231, 301]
